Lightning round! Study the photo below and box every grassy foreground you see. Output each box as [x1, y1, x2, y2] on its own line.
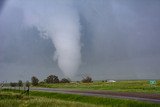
[0, 89, 160, 107]
[38, 80, 160, 93]
[0, 91, 97, 107]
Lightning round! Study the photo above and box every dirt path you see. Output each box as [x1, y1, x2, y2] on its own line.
[30, 87, 160, 103]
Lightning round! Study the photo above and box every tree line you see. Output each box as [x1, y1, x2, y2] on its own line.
[9, 74, 92, 88]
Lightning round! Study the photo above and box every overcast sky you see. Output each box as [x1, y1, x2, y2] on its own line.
[0, 0, 160, 82]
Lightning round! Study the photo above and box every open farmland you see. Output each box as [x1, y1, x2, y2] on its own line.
[38, 80, 160, 93]
[1, 80, 160, 107]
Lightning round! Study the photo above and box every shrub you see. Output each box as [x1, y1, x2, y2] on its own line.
[60, 78, 70, 83]
[10, 82, 17, 87]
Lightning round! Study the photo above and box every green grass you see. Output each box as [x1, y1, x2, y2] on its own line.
[1, 80, 160, 107]
[30, 91, 160, 107]
[1, 89, 160, 107]
[38, 80, 160, 93]
[0, 97, 99, 107]
[0, 92, 23, 100]
[0, 91, 101, 107]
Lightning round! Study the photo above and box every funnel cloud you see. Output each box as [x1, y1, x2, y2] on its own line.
[50, 6, 81, 77]
[23, 1, 82, 77]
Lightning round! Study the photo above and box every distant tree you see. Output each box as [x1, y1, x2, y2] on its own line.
[76, 81, 80, 83]
[31, 76, 39, 86]
[45, 75, 59, 83]
[44, 79, 47, 83]
[39, 81, 45, 84]
[60, 78, 70, 83]
[25, 81, 30, 88]
[25, 81, 30, 96]
[18, 80, 23, 91]
[53, 75, 59, 83]
[10, 82, 17, 87]
[82, 76, 92, 83]
[45, 75, 53, 83]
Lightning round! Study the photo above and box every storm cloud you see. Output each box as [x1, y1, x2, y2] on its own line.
[0, 0, 160, 81]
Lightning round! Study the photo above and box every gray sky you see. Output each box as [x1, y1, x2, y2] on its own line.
[0, 0, 160, 82]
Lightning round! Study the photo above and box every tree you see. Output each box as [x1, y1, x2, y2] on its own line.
[60, 78, 70, 83]
[18, 80, 23, 91]
[25, 81, 30, 96]
[53, 75, 59, 83]
[45, 75, 59, 83]
[82, 76, 92, 83]
[31, 76, 39, 86]
[25, 81, 30, 88]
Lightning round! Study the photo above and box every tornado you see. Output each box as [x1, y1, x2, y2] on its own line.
[50, 6, 81, 77]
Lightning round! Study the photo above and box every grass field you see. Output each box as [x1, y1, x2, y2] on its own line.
[0, 91, 98, 107]
[38, 80, 160, 93]
[1, 89, 160, 107]
[1, 80, 160, 107]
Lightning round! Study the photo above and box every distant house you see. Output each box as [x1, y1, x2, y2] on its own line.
[107, 80, 116, 83]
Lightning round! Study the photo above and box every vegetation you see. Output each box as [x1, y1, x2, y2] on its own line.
[18, 80, 23, 91]
[26, 81, 30, 88]
[0, 92, 23, 100]
[31, 76, 39, 86]
[10, 82, 17, 87]
[3, 75, 160, 106]
[1, 89, 160, 107]
[60, 78, 70, 83]
[82, 76, 92, 83]
[38, 80, 160, 93]
[45, 75, 59, 84]
[18, 80, 23, 87]
[0, 91, 97, 107]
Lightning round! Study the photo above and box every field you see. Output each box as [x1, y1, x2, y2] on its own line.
[0, 89, 160, 107]
[0, 90, 97, 107]
[38, 80, 160, 93]
[1, 80, 160, 107]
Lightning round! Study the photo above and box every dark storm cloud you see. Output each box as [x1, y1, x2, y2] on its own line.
[0, 0, 6, 13]
[0, 0, 160, 81]
[0, 6, 61, 81]
[77, 0, 160, 80]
